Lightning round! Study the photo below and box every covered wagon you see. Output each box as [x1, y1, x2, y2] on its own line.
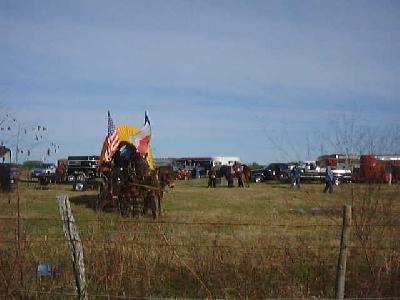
[96, 117, 166, 218]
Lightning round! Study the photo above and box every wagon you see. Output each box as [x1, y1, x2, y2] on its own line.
[96, 125, 162, 218]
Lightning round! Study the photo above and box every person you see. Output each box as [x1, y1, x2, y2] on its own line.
[195, 164, 201, 179]
[207, 166, 217, 188]
[227, 165, 235, 188]
[324, 166, 334, 193]
[386, 164, 393, 185]
[233, 162, 244, 188]
[291, 164, 301, 189]
[237, 173, 244, 187]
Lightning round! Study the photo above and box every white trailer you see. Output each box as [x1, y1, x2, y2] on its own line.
[211, 156, 240, 166]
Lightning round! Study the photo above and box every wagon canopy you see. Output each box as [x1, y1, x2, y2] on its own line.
[100, 124, 155, 170]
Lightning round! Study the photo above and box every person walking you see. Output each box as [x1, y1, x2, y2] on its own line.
[324, 166, 334, 193]
[291, 164, 301, 189]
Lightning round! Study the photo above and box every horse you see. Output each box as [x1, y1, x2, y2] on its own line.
[154, 165, 175, 216]
[240, 164, 251, 187]
[232, 163, 251, 188]
[98, 142, 161, 219]
[215, 163, 251, 187]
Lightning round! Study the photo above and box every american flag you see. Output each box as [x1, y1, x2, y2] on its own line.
[105, 111, 120, 162]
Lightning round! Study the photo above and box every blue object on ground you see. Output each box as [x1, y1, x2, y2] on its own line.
[37, 264, 54, 277]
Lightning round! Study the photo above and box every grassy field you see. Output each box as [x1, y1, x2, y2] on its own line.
[1, 179, 399, 298]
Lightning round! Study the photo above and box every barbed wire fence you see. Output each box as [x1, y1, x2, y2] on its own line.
[0, 193, 399, 299]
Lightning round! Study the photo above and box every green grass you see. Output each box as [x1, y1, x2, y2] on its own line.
[1, 179, 359, 223]
[0, 180, 399, 298]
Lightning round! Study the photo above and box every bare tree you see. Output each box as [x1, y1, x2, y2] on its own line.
[0, 113, 60, 163]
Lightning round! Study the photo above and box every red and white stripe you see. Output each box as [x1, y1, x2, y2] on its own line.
[105, 130, 120, 161]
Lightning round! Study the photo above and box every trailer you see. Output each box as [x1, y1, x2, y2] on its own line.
[354, 155, 400, 183]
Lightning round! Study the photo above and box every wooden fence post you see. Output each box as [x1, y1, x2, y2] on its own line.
[335, 204, 352, 299]
[57, 194, 88, 300]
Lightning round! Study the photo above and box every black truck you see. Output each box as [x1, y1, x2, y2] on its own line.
[67, 155, 100, 181]
[67, 155, 100, 191]
[251, 163, 290, 183]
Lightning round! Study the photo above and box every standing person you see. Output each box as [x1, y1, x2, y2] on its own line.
[386, 163, 393, 185]
[227, 165, 235, 188]
[233, 162, 244, 188]
[291, 164, 301, 189]
[237, 173, 244, 188]
[207, 166, 217, 188]
[324, 166, 334, 193]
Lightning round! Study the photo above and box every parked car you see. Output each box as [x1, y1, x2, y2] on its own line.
[251, 168, 266, 183]
[31, 163, 57, 178]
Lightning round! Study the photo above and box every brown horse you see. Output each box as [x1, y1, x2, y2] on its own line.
[241, 164, 251, 187]
[154, 165, 175, 216]
[215, 163, 251, 187]
[98, 142, 160, 218]
[232, 163, 251, 187]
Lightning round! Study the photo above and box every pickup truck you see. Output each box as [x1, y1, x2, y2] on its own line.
[252, 161, 351, 185]
[31, 163, 57, 178]
[67, 155, 99, 182]
[251, 163, 290, 182]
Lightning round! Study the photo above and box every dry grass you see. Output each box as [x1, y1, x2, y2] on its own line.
[0, 179, 399, 298]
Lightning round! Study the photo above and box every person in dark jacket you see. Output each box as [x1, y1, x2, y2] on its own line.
[207, 166, 217, 188]
[233, 162, 244, 188]
[291, 164, 301, 189]
[227, 165, 235, 188]
[323, 166, 334, 193]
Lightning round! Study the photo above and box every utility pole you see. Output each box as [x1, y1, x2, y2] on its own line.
[15, 123, 20, 164]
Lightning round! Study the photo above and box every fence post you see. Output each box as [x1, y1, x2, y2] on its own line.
[335, 204, 352, 299]
[57, 194, 88, 300]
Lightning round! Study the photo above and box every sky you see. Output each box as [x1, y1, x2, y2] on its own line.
[1, 0, 400, 164]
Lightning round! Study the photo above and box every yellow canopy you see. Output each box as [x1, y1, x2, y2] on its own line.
[100, 124, 154, 170]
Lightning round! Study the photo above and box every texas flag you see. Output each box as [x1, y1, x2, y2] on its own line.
[131, 111, 151, 157]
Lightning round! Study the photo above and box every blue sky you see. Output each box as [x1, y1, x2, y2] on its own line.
[1, 0, 400, 164]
